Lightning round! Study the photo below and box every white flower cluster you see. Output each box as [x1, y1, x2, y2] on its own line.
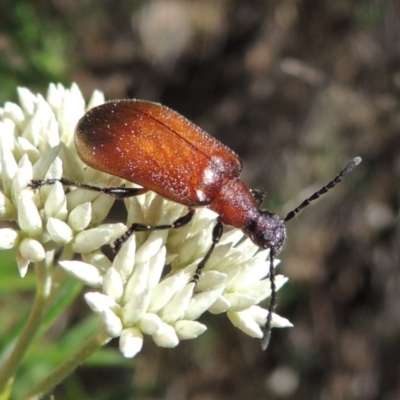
[0, 83, 292, 357]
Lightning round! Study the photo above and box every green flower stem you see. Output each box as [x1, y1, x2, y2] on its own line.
[0, 260, 51, 393]
[20, 329, 111, 400]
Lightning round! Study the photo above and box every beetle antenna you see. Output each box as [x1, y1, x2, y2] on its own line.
[262, 157, 362, 349]
[261, 249, 278, 350]
[284, 157, 362, 223]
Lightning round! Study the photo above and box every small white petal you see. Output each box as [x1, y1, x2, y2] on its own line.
[68, 202, 92, 232]
[16, 252, 30, 277]
[59, 260, 103, 287]
[100, 308, 123, 338]
[87, 90, 105, 110]
[173, 320, 207, 340]
[147, 246, 166, 289]
[3, 101, 25, 127]
[119, 327, 143, 358]
[65, 186, 99, 211]
[152, 323, 179, 348]
[42, 113, 61, 149]
[84, 292, 118, 313]
[227, 310, 263, 338]
[184, 287, 224, 320]
[218, 229, 245, 247]
[19, 238, 45, 262]
[91, 195, 115, 225]
[270, 313, 294, 328]
[139, 313, 163, 335]
[72, 227, 114, 253]
[0, 228, 19, 249]
[17, 137, 41, 163]
[1, 141, 18, 193]
[46, 83, 64, 110]
[103, 267, 124, 302]
[102, 223, 128, 243]
[171, 234, 199, 266]
[122, 288, 151, 325]
[17, 86, 36, 115]
[12, 155, 33, 201]
[135, 231, 167, 264]
[82, 250, 112, 273]
[112, 234, 136, 283]
[23, 96, 54, 148]
[217, 265, 242, 287]
[224, 292, 257, 311]
[148, 271, 189, 313]
[159, 283, 194, 323]
[31, 144, 61, 179]
[0, 192, 15, 220]
[199, 243, 231, 270]
[44, 156, 63, 181]
[195, 270, 227, 292]
[44, 181, 67, 220]
[17, 191, 42, 236]
[274, 275, 289, 292]
[47, 218, 74, 245]
[208, 295, 231, 314]
[248, 305, 293, 328]
[124, 260, 150, 303]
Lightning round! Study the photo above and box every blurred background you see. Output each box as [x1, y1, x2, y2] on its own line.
[0, 0, 399, 399]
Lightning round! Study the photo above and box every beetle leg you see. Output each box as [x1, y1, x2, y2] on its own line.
[112, 207, 196, 252]
[29, 178, 148, 198]
[191, 217, 223, 284]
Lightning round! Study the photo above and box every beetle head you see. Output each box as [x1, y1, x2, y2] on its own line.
[243, 210, 286, 254]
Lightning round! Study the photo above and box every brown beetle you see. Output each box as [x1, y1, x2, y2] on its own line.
[30, 100, 361, 349]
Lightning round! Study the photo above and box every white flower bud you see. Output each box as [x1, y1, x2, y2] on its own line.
[224, 292, 257, 312]
[17, 191, 42, 236]
[208, 295, 231, 314]
[119, 327, 143, 358]
[184, 287, 224, 320]
[0, 228, 19, 249]
[1, 141, 18, 192]
[3, 101, 25, 126]
[91, 195, 115, 226]
[122, 288, 151, 326]
[19, 238, 46, 262]
[159, 283, 194, 323]
[72, 227, 113, 253]
[0, 192, 15, 220]
[31, 144, 60, 180]
[84, 292, 118, 314]
[100, 308, 123, 338]
[68, 202, 92, 232]
[44, 180, 67, 220]
[152, 323, 179, 348]
[47, 218, 74, 245]
[17, 252, 30, 277]
[103, 267, 124, 302]
[112, 234, 136, 283]
[173, 320, 207, 340]
[138, 313, 163, 335]
[87, 90, 105, 110]
[248, 305, 293, 328]
[59, 260, 103, 288]
[227, 310, 263, 338]
[17, 86, 36, 115]
[148, 271, 188, 313]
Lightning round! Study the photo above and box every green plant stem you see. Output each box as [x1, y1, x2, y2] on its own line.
[19, 329, 111, 400]
[0, 261, 51, 393]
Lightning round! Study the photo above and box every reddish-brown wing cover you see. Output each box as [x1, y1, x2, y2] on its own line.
[75, 100, 242, 206]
